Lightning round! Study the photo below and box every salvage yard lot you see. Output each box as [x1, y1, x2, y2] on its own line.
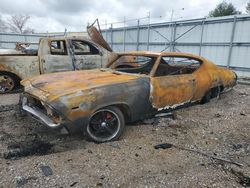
[0, 85, 249, 187]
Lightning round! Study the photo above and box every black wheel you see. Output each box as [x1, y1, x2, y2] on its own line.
[0, 73, 18, 93]
[211, 86, 221, 99]
[200, 90, 211, 104]
[85, 106, 125, 143]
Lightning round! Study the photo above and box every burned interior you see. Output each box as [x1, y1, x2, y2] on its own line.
[155, 56, 201, 76]
[114, 55, 156, 74]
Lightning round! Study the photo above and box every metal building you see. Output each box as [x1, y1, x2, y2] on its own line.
[102, 14, 250, 77]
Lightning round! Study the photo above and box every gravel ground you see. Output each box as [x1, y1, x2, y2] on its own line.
[0, 85, 249, 188]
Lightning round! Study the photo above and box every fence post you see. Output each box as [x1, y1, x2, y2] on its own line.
[172, 22, 177, 52]
[0, 34, 2, 48]
[147, 26, 150, 50]
[136, 19, 140, 51]
[123, 18, 126, 52]
[105, 20, 108, 43]
[147, 12, 150, 50]
[169, 23, 172, 52]
[110, 24, 113, 50]
[227, 16, 237, 68]
[199, 18, 205, 55]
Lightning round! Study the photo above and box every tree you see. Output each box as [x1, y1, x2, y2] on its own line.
[246, 1, 250, 13]
[209, 1, 241, 17]
[7, 14, 34, 34]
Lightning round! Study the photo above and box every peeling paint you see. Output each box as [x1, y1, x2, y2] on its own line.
[157, 100, 191, 111]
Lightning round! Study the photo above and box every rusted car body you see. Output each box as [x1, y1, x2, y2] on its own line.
[0, 26, 115, 93]
[21, 51, 237, 142]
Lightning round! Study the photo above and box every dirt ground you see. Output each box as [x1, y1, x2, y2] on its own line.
[0, 85, 249, 188]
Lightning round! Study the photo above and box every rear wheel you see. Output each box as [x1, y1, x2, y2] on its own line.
[200, 86, 222, 104]
[0, 73, 18, 93]
[85, 106, 125, 143]
[200, 90, 211, 104]
[211, 86, 221, 99]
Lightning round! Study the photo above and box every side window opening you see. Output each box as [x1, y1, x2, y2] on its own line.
[50, 40, 67, 55]
[155, 56, 201, 77]
[71, 40, 99, 55]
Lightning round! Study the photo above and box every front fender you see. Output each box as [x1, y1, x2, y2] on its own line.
[58, 77, 151, 131]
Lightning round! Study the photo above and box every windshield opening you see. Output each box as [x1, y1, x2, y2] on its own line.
[110, 55, 156, 75]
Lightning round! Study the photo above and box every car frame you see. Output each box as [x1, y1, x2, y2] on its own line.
[21, 51, 237, 142]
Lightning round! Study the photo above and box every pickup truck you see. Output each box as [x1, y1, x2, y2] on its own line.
[0, 26, 115, 93]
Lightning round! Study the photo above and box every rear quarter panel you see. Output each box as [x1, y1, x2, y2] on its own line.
[0, 56, 40, 79]
[193, 60, 236, 101]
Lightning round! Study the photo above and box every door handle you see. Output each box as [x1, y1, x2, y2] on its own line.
[41, 58, 46, 63]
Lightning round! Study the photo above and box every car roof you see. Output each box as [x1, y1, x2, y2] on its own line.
[116, 51, 205, 60]
[44, 36, 93, 43]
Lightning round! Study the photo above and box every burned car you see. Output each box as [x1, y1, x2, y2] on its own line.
[21, 52, 237, 142]
[0, 26, 115, 93]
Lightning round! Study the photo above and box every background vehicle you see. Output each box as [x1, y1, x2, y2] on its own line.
[21, 52, 237, 143]
[0, 26, 115, 93]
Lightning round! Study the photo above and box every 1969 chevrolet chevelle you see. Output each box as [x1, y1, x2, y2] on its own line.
[21, 51, 237, 142]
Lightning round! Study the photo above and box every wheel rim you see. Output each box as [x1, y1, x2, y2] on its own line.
[87, 109, 121, 142]
[0, 75, 15, 93]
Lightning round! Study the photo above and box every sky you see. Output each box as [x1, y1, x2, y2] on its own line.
[0, 0, 249, 33]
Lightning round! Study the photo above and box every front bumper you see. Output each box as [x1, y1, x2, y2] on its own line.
[22, 96, 64, 130]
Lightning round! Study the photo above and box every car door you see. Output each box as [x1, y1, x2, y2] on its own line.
[40, 40, 74, 73]
[71, 40, 103, 70]
[150, 56, 199, 110]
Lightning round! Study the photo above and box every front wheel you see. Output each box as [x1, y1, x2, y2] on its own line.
[200, 90, 211, 104]
[85, 106, 125, 143]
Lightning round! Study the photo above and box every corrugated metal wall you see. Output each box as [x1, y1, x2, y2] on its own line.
[102, 15, 250, 77]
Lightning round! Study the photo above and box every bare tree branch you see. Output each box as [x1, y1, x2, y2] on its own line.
[7, 14, 33, 34]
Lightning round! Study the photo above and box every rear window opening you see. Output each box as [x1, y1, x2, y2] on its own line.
[50, 40, 67, 55]
[155, 56, 202, 77]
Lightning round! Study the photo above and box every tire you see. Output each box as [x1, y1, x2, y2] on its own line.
[200, 90, 211, 104]
[0, 73, 19, 93]
[211, 86, 221, 99]
[85, 106, 125, 143]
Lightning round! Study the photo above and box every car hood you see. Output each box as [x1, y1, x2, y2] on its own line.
[87, 25, 113, 52]
[21, 69, 141, 101]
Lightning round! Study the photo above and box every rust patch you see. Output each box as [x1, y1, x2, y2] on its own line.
[0, 63, 6, 71]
